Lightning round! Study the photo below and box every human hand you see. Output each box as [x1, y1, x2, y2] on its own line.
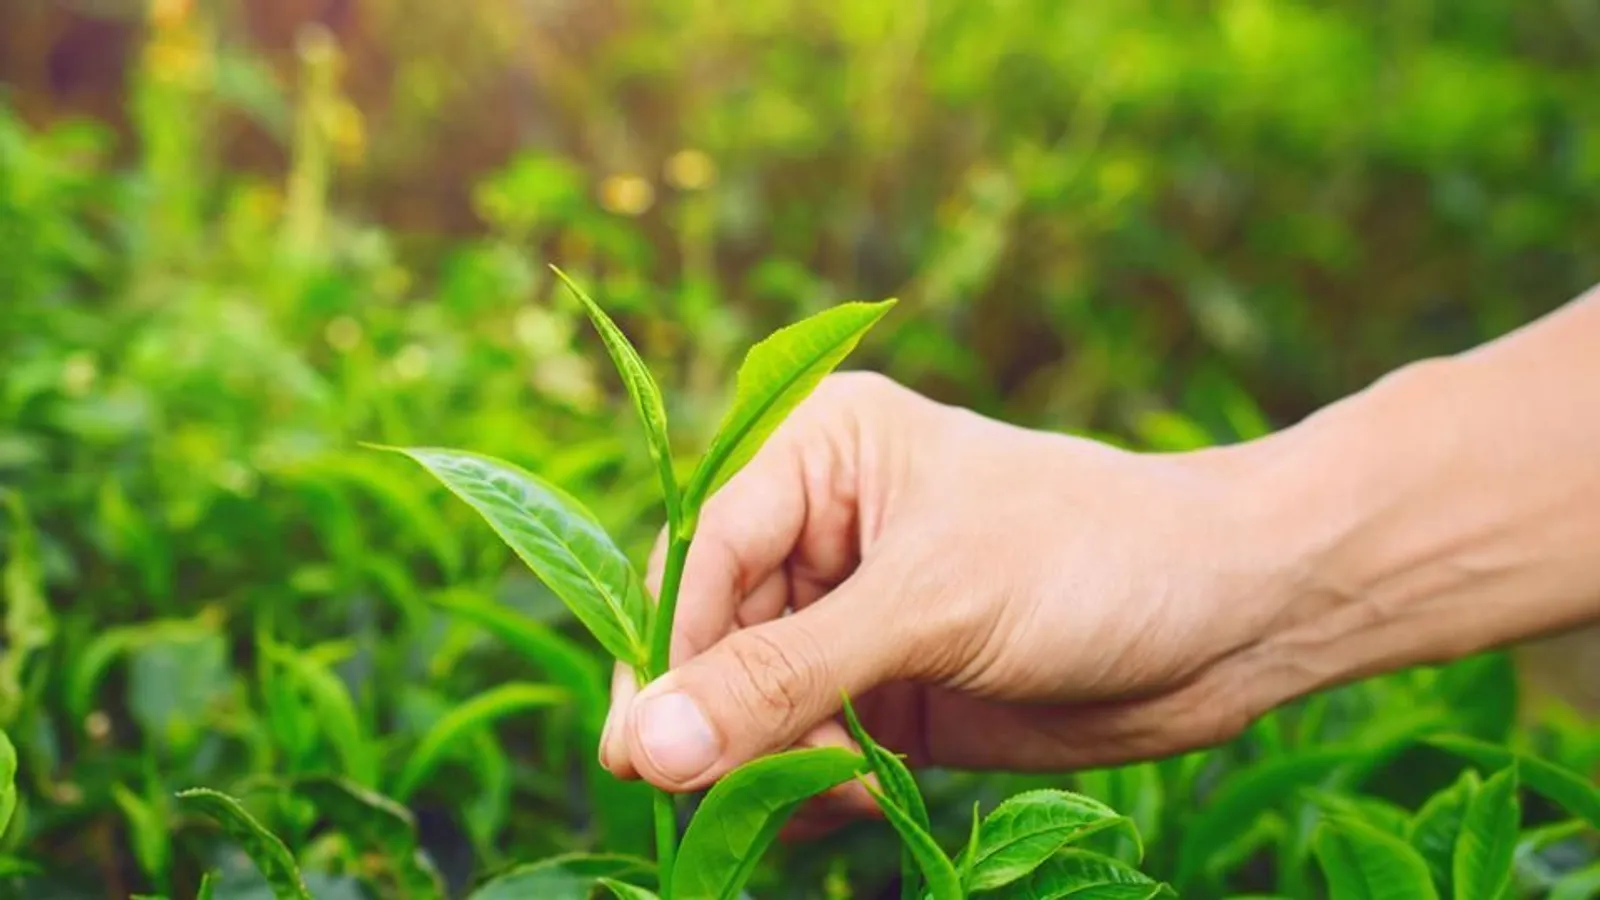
[597, 372, 1301, 796]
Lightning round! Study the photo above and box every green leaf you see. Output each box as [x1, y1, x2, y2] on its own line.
[1, 493, 55, 725]
[682, 300, 896, 513]
[176, 788, 311, 900]
[0, 728, 15, 839]
[393, 682, 567, 801]
[841, 694, 928, 900]
[1175, 745, 1362, 888]
[263, 641, 376, 787]
[383, 447, 651, 667]
[1426, 735, 1600, 830]
[67, 618, 214, 728]
[430, 589, 606, 727]
[1300, 788, 1411, 839]
[196, 872, 216, 900]
[1314, 817, 1439, 900]
[295, 775, 445, 900]
[552, 266, 680, 528]
[598, 878, 661, 900]
[968, 789, 1138, 892]
[1452, 765, 1519, 900]
[467, 852, 655, 900]
[672, 746, 866, 900]
[112, 782, 170, 880]
[1409, 769, 1481, 894]
[998, 849, 1170, 899]
[957, 801, 982, 889]
[1550, 861, 1600, 900]
[861, 778, 962, 900]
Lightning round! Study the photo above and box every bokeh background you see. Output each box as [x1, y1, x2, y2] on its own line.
[4, 1, 1600, 897]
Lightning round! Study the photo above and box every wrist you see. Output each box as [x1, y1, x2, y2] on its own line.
[1205, 356, 1487, 707]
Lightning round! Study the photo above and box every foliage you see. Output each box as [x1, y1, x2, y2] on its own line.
[2, 0, 1600, 897]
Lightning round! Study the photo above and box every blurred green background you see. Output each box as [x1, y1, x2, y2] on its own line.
[4, 0, 1600, 897]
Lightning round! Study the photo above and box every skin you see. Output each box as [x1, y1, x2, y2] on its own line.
[599, 283, 1600, 826]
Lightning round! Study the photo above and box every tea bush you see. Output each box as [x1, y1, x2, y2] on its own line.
[3, 1, 1600, 898]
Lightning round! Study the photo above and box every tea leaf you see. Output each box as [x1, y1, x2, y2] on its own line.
[67, 619, 214, 728]
[0, 728, 15, 839]
[431, 589, 606, 725]
[263, 641, 376, 787]
[994, 849, 1171, 899]
[295, 775, 445, 900]
[598, 878, 661, 900]
[1452, 765, 1519, 900]
[841, 694, 928, 899]
[383, 447, 651, 667]
[967, 789, 1138, 892]
[1175, 745, 1361, 888]
[861, 778, 962, 900]
[176, 788, 311, 900]
[672, 746, 866, 900]
[112, 783, 170, 880]
[1426, 734, 1600, 830]
[466, 852, 655, 899]
[1409, 769, 1481, 894]
[682, 300, 896, 513]
[1314, 817, 1439, 900]
[394, 682, 567, 801]
[553, 266, 681, 528]
[1301, 788, 1411, 839]
[196, 872, 216, 900]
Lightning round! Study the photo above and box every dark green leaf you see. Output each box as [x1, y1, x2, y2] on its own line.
[467, 852, 655, 900]
[1452, 765, 1519, 900]
[673, 747, 866, 900]
[998, 849, 1170, 899]
[295, 776, 444, 900]
[682, 300, 896, 513]
[1314, 817, 1439, 900]
[968, 789, 1137, 892]
[384, 447, 651, 666]
[553, 266, 680, 528]
[264, 641, 375, 787]
[176, 789, 311, 900]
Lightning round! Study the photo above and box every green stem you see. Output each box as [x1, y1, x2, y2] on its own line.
[653, 789, 678, 898]
[649, 534, 693, 680]
[645, 530, 692, 893]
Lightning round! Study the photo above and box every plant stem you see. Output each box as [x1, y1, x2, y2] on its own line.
[646, 531, 692, 894]
[653, 789, 678, 898]
[649, 533, 693, 680]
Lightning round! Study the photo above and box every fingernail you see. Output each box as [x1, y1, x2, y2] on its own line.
[637, 692, 720, 782]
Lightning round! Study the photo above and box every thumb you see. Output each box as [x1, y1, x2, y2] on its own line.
[619, 567, 907, 791]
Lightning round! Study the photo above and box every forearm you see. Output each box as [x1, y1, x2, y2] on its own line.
[1244, 286, 1600, 701]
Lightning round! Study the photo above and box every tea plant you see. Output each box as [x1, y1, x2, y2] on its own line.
[372, 269, 1173, 898]
[166, 271, 1173, 899]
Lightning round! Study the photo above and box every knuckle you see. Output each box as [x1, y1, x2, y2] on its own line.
[726, 630, 820, 722]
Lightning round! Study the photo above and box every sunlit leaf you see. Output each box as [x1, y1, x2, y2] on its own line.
[842, 694, 928, 899]
[383, 447, 651, 667]
[1409, 769, 1480, 894]
[861, 778, 962, 900]
[553, 266, 680, 527]
[995, 849, 1171, 899]
[682, 300, 896, 513]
